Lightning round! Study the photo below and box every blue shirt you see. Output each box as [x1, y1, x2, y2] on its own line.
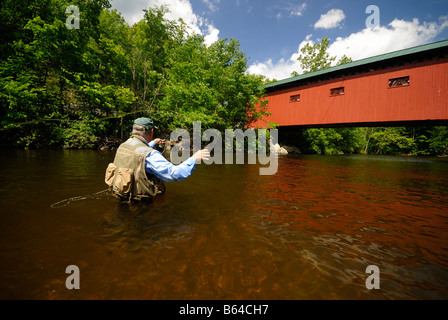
[142, 138, 196, 182]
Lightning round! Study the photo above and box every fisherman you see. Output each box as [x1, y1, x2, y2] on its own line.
[105, 117, 210, 202]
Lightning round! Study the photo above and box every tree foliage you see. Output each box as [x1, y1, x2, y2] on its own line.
[0, 0, 268, 148]
[291, 37, 352, 76]
[299, 126, 448, 157]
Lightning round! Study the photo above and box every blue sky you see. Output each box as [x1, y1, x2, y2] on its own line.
[110, 0, 448, 80]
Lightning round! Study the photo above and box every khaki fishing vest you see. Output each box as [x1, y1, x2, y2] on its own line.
[105, 135, 166, 201]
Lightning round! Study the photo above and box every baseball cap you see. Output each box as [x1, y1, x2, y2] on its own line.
[133, 117, 157, 129]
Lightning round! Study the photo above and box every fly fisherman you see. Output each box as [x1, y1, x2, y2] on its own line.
[105, 117, 210, 202]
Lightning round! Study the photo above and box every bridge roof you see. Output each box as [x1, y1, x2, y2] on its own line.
[262, 39, 448, 92]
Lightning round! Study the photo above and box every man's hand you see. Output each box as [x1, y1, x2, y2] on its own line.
[153, 138, 166, 145]
[192, 149, 210, 162]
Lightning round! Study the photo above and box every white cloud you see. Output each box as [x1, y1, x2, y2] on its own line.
[204, 24, 220, 46]
[109, 0, 150, 25]
[328, 16, 448, 63]
[314, 9, 345, 29]
[248, 16, 448, 80]
[291, 3, 307, 17]
[235, 0, 253, 14]
[247, 58, 296, 81]
[247, 34, 319, 80]
[274, 2, 307, 19]
[202, 0, 220, 12]
[147, 0, 203, 34]
[247, 35, 312, 80]
[110, 0, 220, 44]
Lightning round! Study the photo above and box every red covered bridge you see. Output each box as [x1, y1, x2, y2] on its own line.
[255, 39, 448, 129]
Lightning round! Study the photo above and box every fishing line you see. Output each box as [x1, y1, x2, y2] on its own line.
[50, 189, 110, 209]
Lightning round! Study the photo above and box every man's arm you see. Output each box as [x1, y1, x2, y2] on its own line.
[145, 142, 210, 182]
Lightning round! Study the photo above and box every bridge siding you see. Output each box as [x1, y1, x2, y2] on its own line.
[257, 57, 448, 127]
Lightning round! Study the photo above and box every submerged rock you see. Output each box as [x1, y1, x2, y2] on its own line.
[271, 143, 289, 155]
[282, 145, 301, 154]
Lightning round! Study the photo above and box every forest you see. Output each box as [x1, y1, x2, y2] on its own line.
[0, 0, 268, 149]
[1, 0, 447, 156]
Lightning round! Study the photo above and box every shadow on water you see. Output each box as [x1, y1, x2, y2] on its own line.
[100, 199, 197, 252]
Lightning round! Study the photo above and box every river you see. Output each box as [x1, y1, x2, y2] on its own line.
[0, 149, 447, 299]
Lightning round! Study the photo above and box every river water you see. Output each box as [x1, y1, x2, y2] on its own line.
[0, 149, 447, 300]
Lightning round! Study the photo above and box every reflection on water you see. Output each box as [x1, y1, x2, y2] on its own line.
[0, 150, 447, 299]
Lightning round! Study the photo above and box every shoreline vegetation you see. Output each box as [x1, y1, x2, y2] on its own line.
[1, 1, 447, 157]
[95, 127, 448, 158]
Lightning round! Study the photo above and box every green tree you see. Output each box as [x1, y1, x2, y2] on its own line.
[291, 37, 352, 76]
[0, 0, 112, 148]
[0, 1, 277, 149]
[428, 126, 448, 156]
[301, 127, 364, 155]
[150, 11, 268, 134]
[366, 127, 415, 155]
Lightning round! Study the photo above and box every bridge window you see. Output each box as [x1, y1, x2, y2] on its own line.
[330, 87, 344, 96]
[290, 94, 301, 102]
[389, 76, 409, 87]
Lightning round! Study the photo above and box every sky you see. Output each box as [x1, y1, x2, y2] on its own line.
[109, 0, 448, 80]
